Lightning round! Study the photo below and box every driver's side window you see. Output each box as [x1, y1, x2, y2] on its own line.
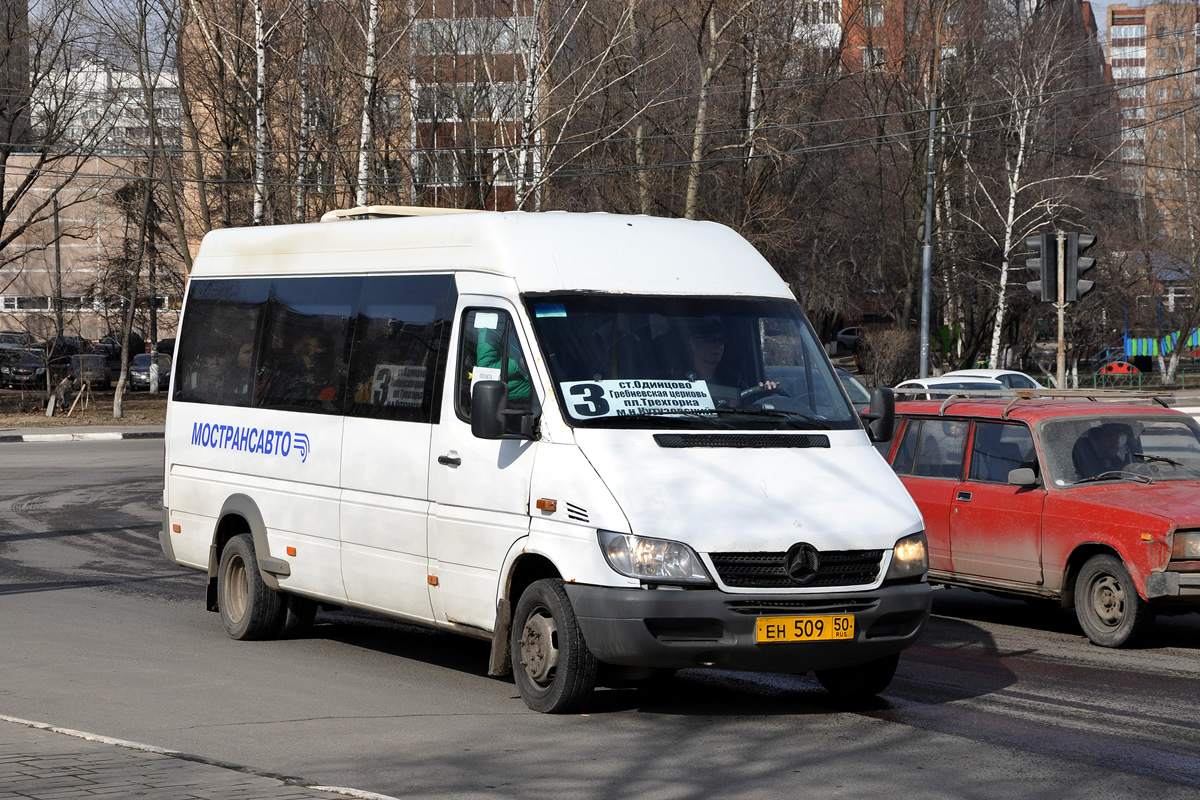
[456, 308, 534, 432]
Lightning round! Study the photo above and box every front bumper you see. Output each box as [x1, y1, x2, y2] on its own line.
[1145, 568, 1200, 600]
[564, 581, 931, 673]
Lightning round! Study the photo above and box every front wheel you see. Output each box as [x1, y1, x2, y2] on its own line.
[217, 533, 285, 640]
[510, 579, 598, 713]
[815, 653, 899, 699]
[1074, 554, 1154, 647]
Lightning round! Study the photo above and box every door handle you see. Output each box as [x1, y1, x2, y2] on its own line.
[438, 455, 462, 467]
[956, 490, 972, 502]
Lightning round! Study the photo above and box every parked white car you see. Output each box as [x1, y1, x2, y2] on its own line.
[894, 376, 1006, 400]
[941, 368, 1043, 390]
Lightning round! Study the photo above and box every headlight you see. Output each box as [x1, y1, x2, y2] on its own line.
[598, 530, 712, 585]
[1172, 530, 1200, 560]
[884, 532, 928, 582]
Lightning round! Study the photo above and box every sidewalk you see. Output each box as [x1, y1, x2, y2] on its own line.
[0, 716, 397, 800]
[0, 426, 163, 443]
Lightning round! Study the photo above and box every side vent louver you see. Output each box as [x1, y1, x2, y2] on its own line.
[566, 502, 588, 523]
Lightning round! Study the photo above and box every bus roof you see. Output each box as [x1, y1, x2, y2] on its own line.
[190, 210, 793, 298]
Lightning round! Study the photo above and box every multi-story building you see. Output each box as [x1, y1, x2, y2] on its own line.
[1107, 2, 1200, 240]
[0, 59, 186, 344]
[40, 59, 182, 156]
[0, 155, 180, 344]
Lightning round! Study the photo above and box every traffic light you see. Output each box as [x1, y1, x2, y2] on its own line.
[1064, 232, 1096, 302]
[1025, 233, 1056, 302]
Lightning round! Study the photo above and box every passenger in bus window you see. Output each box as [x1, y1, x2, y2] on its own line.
[269, 332, 336, 409]
[223, 341, 256, 405]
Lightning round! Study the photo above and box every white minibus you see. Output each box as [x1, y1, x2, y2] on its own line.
[161, 207, 930, 713]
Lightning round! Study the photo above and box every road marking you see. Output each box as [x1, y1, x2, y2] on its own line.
[0, 713, 404, 800]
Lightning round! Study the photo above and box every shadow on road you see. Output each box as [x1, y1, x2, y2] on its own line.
[931, 586, 1200, 651]
[307, 603, 1021, 716]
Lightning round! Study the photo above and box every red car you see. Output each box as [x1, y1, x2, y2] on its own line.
[886, 397, 1200, 647]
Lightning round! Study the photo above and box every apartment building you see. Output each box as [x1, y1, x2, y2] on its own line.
[43, 59, 183, 156]
[1107, 2, 1200, 240]
[0, 155, 180, 344]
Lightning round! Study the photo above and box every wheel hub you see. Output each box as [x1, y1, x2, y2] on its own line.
[225, 555, 248, 623]
[519, 611, 558, 685]
[1091, 575, 1124, 628]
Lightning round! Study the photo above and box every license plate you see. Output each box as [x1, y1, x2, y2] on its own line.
[755, 615, 855, 643]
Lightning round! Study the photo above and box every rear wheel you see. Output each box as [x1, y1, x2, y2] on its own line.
[1074, 554, 1154, 648]
[510, 579, 598, 713]
[217, 533, 285, 640]
[815, 653, 899, 699]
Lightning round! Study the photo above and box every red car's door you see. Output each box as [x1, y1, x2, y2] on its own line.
[891, 416, 970, 572]
[949, 421, 1046, 584]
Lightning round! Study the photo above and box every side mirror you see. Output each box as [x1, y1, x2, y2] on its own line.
[471, 380, 507, 439]
[471, 380, 537, 440]
[861, 387, 895, 443]
[1007, 467, 1039, 487]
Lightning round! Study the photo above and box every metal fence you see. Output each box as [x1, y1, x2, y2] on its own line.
[1083, 371, 1200, 391]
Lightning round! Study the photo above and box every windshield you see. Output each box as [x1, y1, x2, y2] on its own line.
[1041, 415, 1200, 486]
[525, 293, 859, 430]
[838, 370, 872, 406]
[9, 350, 42, 365]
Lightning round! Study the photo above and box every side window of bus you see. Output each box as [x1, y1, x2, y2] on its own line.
[456, 309, 533, 428]
[256, 277, 361, 414]
[173, 278, 270, 406]
[344, 274, 456, 423]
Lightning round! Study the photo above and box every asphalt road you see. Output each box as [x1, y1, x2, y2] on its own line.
[3, 440, 1200, 799]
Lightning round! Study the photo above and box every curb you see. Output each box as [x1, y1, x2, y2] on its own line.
[0, 429, 163, 444]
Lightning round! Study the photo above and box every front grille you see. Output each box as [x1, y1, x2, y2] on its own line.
[710, 549, 884, 588]
[726, 597, 879, 615]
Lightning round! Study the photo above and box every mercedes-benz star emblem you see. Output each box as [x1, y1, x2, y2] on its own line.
[784, 542, 820, 585]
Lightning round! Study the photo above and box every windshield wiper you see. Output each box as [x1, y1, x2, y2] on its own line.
[706, 407, 834, 428]
[585, 411, 736, 429]
[1072, 470, 1152, 486]
[1132, 453, 1200, 478]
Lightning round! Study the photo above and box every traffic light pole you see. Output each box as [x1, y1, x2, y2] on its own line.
[1056, 231, 1066, 389]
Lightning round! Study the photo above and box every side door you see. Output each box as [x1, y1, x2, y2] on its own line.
[949, 421, 1046, 584]
[339, 275, 456, 624]
[428, 297, 538, 632]
[890, 416, 969, 572]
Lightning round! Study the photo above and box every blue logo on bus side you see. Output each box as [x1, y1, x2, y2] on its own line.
[191, 422, 310, 463]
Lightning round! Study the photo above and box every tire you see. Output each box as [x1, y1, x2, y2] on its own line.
[217, 533, 285, 640]
[1074, 554, 1154, 648]
[815, 653, 899, 698]
[510, 579, 598, 713]
[277, 594, 318, 638]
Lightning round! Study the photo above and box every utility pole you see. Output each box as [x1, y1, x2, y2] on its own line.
[1056, 231, 1066, 389]
[52, 186, 64, 339]
[918, 7, 945, 378]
